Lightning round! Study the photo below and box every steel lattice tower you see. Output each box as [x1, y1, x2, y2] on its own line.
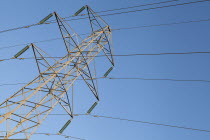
[0, 6, 114, 140]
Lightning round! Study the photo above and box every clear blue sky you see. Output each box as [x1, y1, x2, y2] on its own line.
[0, 0, 210, 140]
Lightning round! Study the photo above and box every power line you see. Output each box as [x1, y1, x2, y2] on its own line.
[0, 37, 62, 50]
[96, 0, 180, 14]
[0, 130, 85, 140]
[0, 33, 90, 50]
[0, 23, 39, 34]
[100, 51, 210, 56]
[113, 18, 210, 31]
[1, 51, 210, 62]
[48, 0, 210, 24]
[1, 76, 210, 87]
[0, 0, 208, 34]
[13, 113, 210, 133]
[107, 77, 210, 83]
[63, 0, 180, 19]
[85, 114, 210, 133]
[63, 0, 210, 21]
[33, 132, 85, 140]
[51, 0, 210, 22]
[106, 0, 210, 16]
[0, 82, 27, 87]
[0, 18, 209, 51]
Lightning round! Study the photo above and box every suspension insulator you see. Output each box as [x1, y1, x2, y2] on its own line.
[87, 102, 98, 114]
[38, 13, 53, 24]
[104, 67, 113, 77]
[59, 120, 71, 134]
[74, 6, 86, 16]
[14, 45, 30, 58]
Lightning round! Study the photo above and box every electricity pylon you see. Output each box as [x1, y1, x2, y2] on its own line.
[0, 5, 114, 140]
